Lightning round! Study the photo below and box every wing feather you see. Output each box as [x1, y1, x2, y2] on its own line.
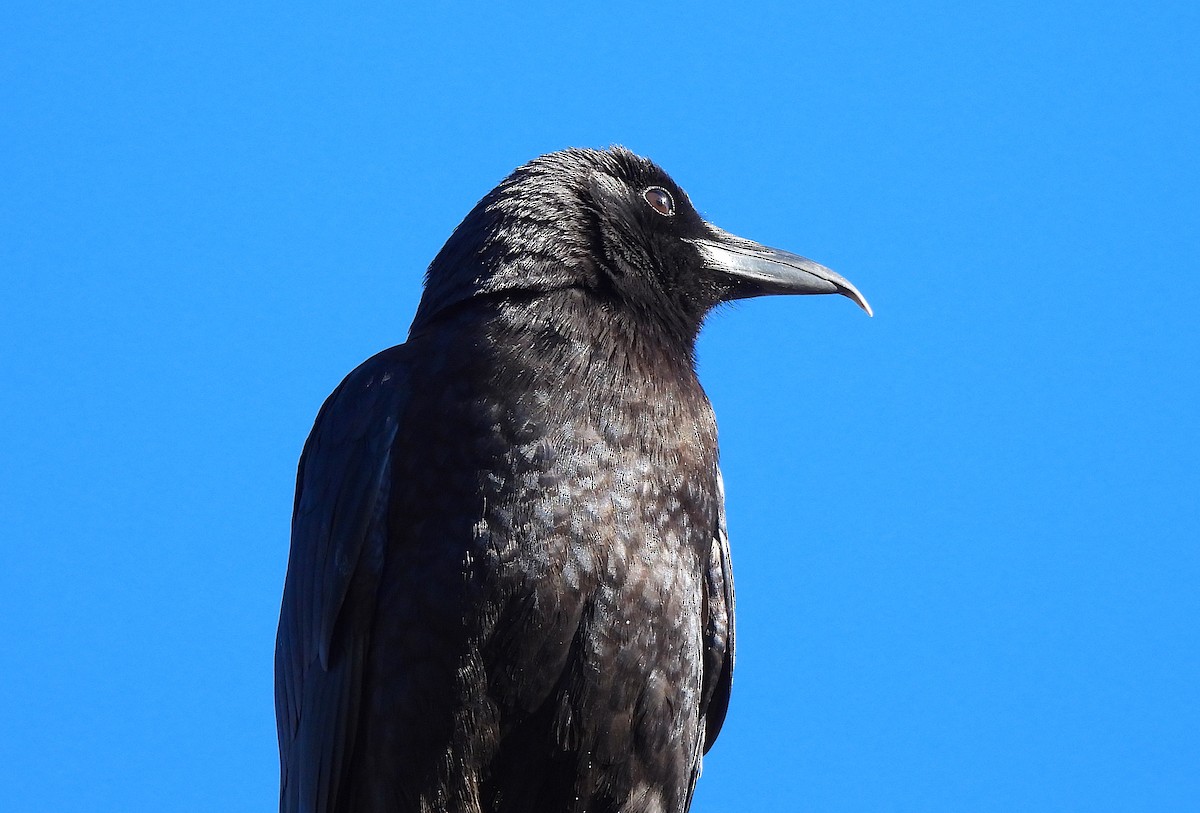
[702, 468, 736, 750]
[275, 349, 409, 813]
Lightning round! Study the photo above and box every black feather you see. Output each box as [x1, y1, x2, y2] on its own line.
[275, 147, 869, 813]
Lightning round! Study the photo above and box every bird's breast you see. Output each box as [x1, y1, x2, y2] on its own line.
[369, 312, 722, 784]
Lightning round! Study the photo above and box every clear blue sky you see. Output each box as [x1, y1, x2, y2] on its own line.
[3, 2, 1197, 811]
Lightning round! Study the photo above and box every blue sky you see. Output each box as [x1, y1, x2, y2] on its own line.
[2, 2, 1197, 810]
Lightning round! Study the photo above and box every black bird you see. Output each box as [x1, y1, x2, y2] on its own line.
[275, 147, 870, 813]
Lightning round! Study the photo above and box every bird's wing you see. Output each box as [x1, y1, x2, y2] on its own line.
[687, 469, 736, 808]
[700, 472, 734, 753]
[701, 468, 735, 752]
[275, 348, 409, 813]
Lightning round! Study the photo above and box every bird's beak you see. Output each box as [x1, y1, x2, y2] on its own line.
[687, 225, 872, 316]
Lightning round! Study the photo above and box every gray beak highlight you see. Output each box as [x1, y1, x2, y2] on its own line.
[688, 226, 873, 317]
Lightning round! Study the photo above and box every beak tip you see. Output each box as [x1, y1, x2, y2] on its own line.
[841, 286, 873, 318]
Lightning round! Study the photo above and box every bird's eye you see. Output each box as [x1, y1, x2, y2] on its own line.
[643, 186, 675, 217]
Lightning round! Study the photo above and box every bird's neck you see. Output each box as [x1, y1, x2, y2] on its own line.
[492, 288, 703, 397]
[411, 287, 712, 431]
[402, 286, 720, 510]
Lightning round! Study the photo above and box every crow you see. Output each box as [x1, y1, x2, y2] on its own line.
[275, 147, 870, 813]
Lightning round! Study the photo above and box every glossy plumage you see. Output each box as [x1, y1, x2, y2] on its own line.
[275, 147, 868, 813]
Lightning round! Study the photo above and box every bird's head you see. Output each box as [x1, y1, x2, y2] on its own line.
[410, 147, 871, 346]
